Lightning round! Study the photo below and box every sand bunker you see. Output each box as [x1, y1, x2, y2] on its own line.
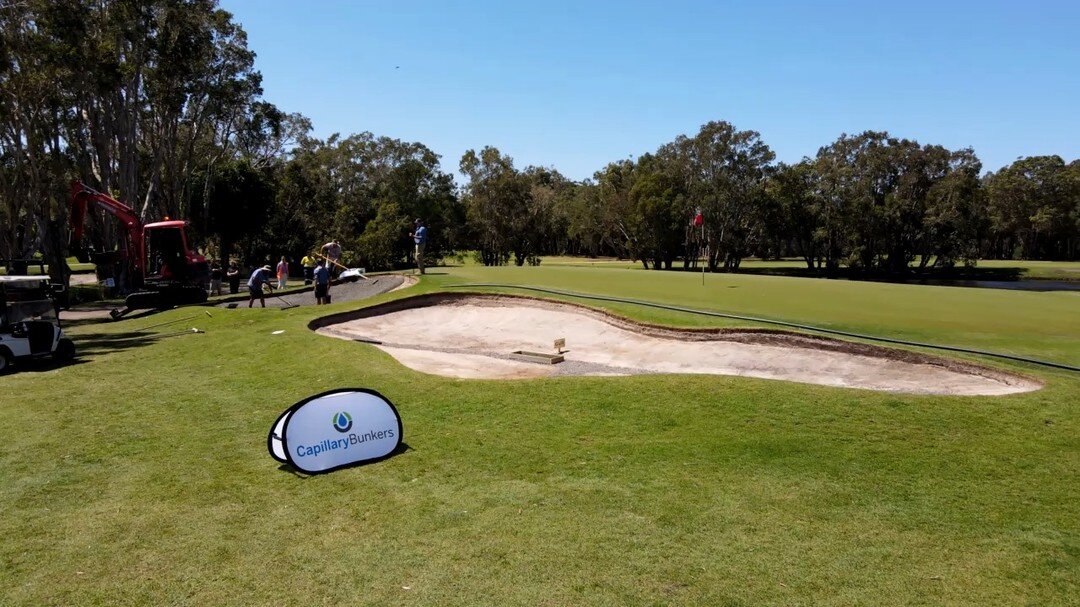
[314, 294, 1039, 395]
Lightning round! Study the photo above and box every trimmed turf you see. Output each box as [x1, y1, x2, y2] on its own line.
[429, 264, 1080, 367]
[976, 260, 1080, 281]
[1, 265, 1076, 606]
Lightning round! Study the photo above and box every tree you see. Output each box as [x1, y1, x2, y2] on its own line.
[764, 162, 820, 269]
[921, 149, 983, 268]
[459, 147, 530, 266]
[810, 131, 987, 273]
[595, 159, 646, 265]
[0, 0, 265, 286]
[664, 121, 775, 271]
[627, 154, 685, 270]
[985, 156, 1078, 259]
[268, 132, 459, 271]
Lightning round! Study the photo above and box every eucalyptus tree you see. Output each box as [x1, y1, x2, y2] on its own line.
[521, 165, 574, 262]
[920, 148, 983, 268]
[558, 180, 614, 257]
[812, 131, 988, 272]
[459, 146, 529, 266]
[594, 159, 644, 264]
[269, 133, 458, 270]
[0, 0, 77, 279]
[984, 156, 1079, 259]
[764, 161, 821, 269]
[627, 153, 686, 269]
[0, 0, 265, 283]
[663, 121, 775, 271]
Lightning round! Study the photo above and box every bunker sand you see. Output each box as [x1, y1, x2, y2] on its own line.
[315, 295, 1040, 395]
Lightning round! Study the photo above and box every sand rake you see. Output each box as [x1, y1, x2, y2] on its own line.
[317, 253, 367, 281]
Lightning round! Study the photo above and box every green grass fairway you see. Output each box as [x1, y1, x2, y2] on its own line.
[976, 260, 1080, 281]
[430, 264, 1080, 367]
[2, 265, 1077, 605]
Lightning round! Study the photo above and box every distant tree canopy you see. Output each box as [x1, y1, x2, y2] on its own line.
[2, 1, 1077, 287]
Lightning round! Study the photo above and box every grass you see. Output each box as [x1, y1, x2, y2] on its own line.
[430, 264, 1080, 367]
[0, 262, 95, 275]
[1, 264, 1077, 606]
[977, 259, 1080, 281]
[537, 256, 1080, 282]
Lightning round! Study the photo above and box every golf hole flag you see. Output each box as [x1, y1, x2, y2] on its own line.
[268, 388, 403, 474]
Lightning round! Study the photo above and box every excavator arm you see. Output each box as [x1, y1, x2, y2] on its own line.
[68, 181, 145, 277]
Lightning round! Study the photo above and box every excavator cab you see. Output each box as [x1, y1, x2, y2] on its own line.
[144, 221, 210, 287]
[145, 222, 189, 279]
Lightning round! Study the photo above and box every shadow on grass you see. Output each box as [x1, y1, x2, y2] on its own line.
[275, 442, 412, 478]
[7, 357, 90, 374]
[60, 309, 157, 331]
[73, 328, 203, 357]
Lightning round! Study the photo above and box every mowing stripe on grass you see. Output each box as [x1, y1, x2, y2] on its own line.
[446, 283, 1080, 373]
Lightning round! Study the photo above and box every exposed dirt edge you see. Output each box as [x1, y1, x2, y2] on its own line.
[309, 291, 1041, 390]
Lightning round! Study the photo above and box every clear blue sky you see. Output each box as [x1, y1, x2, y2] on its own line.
[221, 0, 1078, 180]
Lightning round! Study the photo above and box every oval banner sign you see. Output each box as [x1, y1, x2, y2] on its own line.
[268, 388, 402, 474]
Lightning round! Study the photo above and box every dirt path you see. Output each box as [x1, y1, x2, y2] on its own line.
[61, 274, 415, 321]
[316, 294, 1040, 395]
[216, 275, 407, 309]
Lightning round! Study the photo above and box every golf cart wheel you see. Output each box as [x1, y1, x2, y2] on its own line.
[0, 348, 11, 374]
[53, 338, 76, 362]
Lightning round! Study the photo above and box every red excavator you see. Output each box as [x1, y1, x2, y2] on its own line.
[69, 181, 210, 318]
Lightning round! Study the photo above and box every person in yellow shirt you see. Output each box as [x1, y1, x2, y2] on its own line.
[301, 254, 317, 285]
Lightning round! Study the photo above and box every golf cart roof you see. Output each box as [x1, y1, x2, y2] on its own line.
[0, 275, 49, 283]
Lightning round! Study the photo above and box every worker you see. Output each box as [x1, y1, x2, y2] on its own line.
[313, 259, 330, 305]
[248, 264, 274, 308]
[226, 261, 241, 294]
[409, 218, 427, 275]
[301, 253, 317, 285]
[321, 239, 342, 278]
[209, 261, 223, 296]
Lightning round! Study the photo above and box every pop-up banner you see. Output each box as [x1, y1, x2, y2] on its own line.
[268, 388, 403, 474]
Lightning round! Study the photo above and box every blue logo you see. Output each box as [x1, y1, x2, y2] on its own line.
[332, 411, 353, 433]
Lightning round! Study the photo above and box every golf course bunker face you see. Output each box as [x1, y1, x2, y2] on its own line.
[313, 295, 1040, 395]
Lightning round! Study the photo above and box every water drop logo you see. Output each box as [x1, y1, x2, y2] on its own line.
[332, 411, 353, 433]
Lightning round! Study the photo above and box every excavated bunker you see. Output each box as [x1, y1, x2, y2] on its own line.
[311, 294, 1041, 395]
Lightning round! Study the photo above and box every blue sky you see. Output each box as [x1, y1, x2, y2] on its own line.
[220, 0, 1079, 180]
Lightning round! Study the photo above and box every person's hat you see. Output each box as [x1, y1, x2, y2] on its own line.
[414, 218, 423, 224]
[260, 265, 271, 271]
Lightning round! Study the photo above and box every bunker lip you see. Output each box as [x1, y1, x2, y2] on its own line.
[310, 292, 1042, 395]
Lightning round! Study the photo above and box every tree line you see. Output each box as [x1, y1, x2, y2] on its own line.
[3, 1, 1077, 287]
[462, 125, 1078, 272]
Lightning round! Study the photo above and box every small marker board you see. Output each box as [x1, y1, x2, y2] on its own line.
[268, 388, 402, 474]
[554, 338, 566, 353]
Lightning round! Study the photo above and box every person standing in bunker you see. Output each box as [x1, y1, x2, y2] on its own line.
[410, 218, 427, 275]
[321, 239, 342, 278]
